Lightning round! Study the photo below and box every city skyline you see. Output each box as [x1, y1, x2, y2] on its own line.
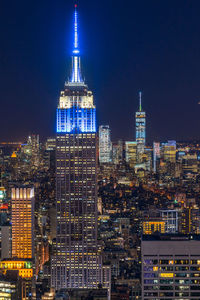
[1, 2, 200, 298]
[1, 0, 200, 142]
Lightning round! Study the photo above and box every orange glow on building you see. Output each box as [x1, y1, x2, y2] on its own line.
[143, 221, 165, 235]
[0, 259, 33, 278]
[11, 151, 17, 158]
[0, 203, 8, 210]
[11, 187, 34, 259]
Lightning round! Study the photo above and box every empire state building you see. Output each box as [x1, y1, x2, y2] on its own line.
[51, 4, 110, 294]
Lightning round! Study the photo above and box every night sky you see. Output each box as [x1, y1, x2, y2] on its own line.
[1, 0, 200, 143]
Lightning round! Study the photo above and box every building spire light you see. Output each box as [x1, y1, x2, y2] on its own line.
[70, 3, 83, 83]
[73, 3, 79, 54]
[139, 91, 142, 112]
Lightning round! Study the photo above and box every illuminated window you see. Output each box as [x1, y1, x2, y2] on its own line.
[160, 273, 174, 278]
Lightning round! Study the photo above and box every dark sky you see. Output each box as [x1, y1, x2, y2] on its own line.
[0, 0, 200, 143]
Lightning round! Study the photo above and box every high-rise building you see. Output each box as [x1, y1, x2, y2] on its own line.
[181, 153, 198, 174]
[46, 137, 56, 151]
[28, 134, 40, 167]
[153, 142, 160, 173]
[143, 147, 153, 171]
[0, 224, 12, 259]
[0, 275, 21, 299]
[11, 186, 35, 259]
[160, 209, 179, 234]
[179, 208, 200, 235]
[0, 261, 33, 299]
[142, 235, 200, 299]
[135, 92, 146, 161]
[51, 4, 110, 295]
[161, 140, 176, 163]
[99, 125, 112, 163]
[143, 221, 165, 235]
[125, 141, 137, 168]
[112, 140, 124, 165]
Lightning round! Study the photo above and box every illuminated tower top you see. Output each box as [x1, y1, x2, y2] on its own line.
[70, 4, 83, 84]
[57, 3, 96, 133]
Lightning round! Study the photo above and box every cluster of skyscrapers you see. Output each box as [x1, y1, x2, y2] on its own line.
[1, 3, 200, 300]
[0, 4, 111, 299]
[99, 92, 146, 166]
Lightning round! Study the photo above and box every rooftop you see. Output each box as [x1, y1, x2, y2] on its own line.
[142, 234, 200, 241]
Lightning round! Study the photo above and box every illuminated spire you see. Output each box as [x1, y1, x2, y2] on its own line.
[73, 3, 79, 55]
[70, 3, 83, 83]
[139, 91, 142, 112]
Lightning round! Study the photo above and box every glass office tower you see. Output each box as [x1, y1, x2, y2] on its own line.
[136, 92, 146, 161]
[99, 125, 112, 163]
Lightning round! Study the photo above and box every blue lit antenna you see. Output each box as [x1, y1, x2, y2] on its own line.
[73, 4, 79, 55]
[70, 3, 83, 83]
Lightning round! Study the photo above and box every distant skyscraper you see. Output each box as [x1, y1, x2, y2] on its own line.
[161, 140, 176, 163]
[112, 140, 124, 165]
[135, 92, 146, 161]
[11, 186, 35, 259]
[28, 134, 40, 167]
[125, 141, 137, 168]
[153, 142, 160, 172]
[99, 125, 112, 163]
[51, 4, 110, 294]
[46, 137, 56, 151]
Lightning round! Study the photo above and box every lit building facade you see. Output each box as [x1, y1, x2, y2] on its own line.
[160, 210, 179, 234]
[0, 259, 33, 300]
[0, 259, 33, 279]
[125, 141, 137, 168]
[143, 221, 165, 235]
[112, 140, 123, 165]
[0, 277, 19, 299]
[180, 208, 200, 235]
[161, 140, 176, 163]
[27, 134, 40, 167]
[0, 187, 6, 202]
[181, 153, 198, 174]
[46, 137, 56, 151]
[142, 235, 200, 299]
[51, 5, 110, 294]
[135, 92, 146, 161]
[153, 142, 160, 173]
[99, 125, 112, 163]
[11, 186, 34, 259]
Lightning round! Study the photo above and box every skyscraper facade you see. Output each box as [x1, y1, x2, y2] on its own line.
[142, 235, 200, 299]
[125, 141, 137, 168]
[135, 92, 146, 161]
[51, 5, 110, 293]
[160, 209, 179, 233]
[99, 125, 112, 164]
[153, 142, 160, 172]
[161, 140, 176, 163]
[27, 134, 40, 168]
[11, 186, 35, 259]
